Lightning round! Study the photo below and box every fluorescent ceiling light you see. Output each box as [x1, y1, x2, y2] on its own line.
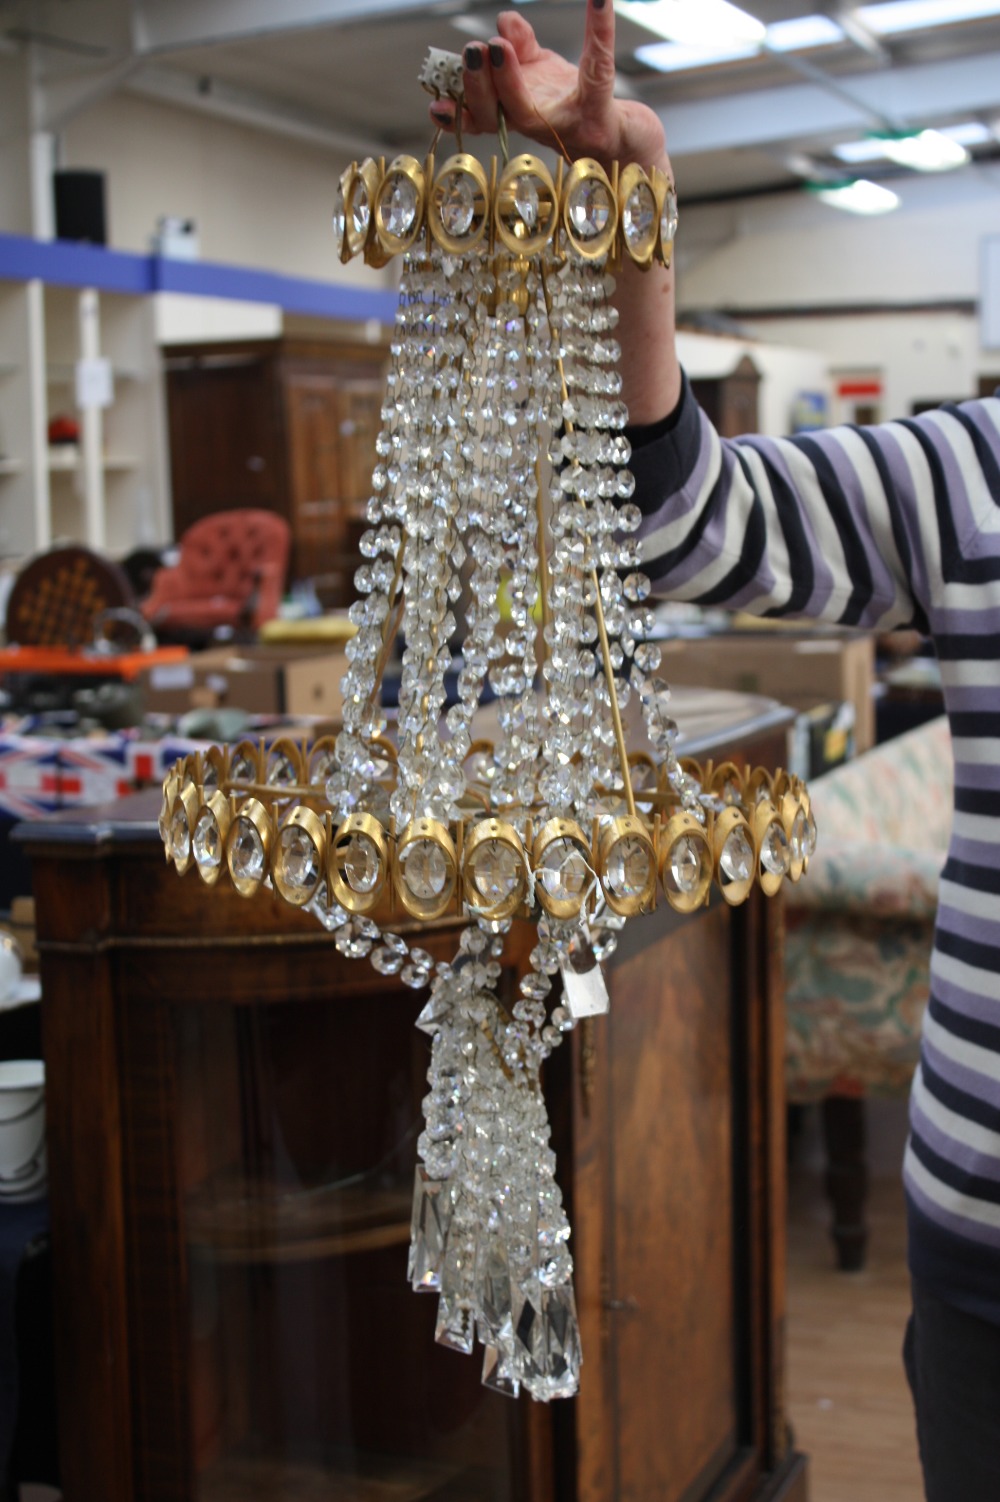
[765, 15, 846, 50]
[812, 179, 901, 214]
[857, 0, 1000, 36]
[878, 129, 970, 170]
[634, 9, 845, 72]
[945, 121, 993, 146]
[618, 0, 765, 47]
[833, 126, 975, 169]
[635, 39, 760, 71]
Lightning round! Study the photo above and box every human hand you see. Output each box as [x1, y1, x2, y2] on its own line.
[429, 2, 669, 175]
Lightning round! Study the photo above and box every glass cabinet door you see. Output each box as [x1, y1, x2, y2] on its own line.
[173, 991, 528, 1502]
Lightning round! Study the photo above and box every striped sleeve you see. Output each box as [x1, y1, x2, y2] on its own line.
[629, 375, 1000, 637]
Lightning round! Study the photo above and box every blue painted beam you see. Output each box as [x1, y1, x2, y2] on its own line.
[0, 232, 397, 323]
[0, 234, 152, 294]
[151, 254, 398, 323]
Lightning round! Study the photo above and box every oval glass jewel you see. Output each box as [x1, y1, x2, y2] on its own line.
[720, 827, 754, 885]
[623, 181, 655, 250]
[665, 834, 710, 896]
[279, 825, 321, 894]
[341, 832, 380, 893]
[230, 820, 265, 883]
[538, 839, 590, 903]
[438, 171, 476, 236]
[383, 174, 419, 237]
[399, 839, 449, 899]
[193, 812, 222, 870]
[469, 840, 521, 906]
[567, 178, 611, 240]
[604, 836, 652, 899]
[661, 187, 679, 246]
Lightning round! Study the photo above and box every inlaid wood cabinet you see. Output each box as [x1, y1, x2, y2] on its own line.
[22, 706, 807, 1502]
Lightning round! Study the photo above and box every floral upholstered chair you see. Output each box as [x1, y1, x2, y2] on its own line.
[784, 715, 952, 1269]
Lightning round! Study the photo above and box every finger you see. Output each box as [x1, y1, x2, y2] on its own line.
[579, 0, 618, 113]
[429, 100, 456, 132]
[495, 11, 544, 64]
[461, 42, 502, 133]
[484, 35, 547, 138]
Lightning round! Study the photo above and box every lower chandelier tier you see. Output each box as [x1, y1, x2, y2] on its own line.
[161, 741, 815, 921]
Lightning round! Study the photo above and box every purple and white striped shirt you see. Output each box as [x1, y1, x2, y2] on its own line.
[629, 374, 1000, 1323]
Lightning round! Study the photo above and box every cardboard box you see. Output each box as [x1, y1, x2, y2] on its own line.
[658, 631, 875, 752]
[138, 644, 348, 720]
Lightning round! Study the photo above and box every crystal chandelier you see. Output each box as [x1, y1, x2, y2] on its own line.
[159, 50, 815, 1403]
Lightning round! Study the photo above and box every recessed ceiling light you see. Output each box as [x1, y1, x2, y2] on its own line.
[618, 0, 765, 47]
[857, 0, 1000, 36]
[766, 15, 846, 51]
[811, 179, 901, 214]
[833, 122, 986, 164]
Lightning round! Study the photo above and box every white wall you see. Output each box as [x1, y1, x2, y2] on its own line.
[736, 311, 990, 424]
[61, 90, 385, 293]
[676, 167, 1000, 416]
[677, 330, 830, 435]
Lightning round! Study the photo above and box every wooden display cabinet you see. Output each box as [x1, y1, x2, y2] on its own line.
[21, 703, 807, 1502]
[164, 338, 388, 599]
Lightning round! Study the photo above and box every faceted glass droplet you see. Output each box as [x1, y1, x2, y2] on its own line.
[169, 808, 191, 866]
[332, 188, 346, 253]
[538, 839, 590, 904]
[469, 839, 521, 908]
[400, 839, 450, 900]
[438, 171, 476, 237]
[623, 181, 655, 252]
[383, 174, 419, 237]
[340, 832, 380, 893]
[661, 187, 679, 247]
[720, 826, 754, 886]
[664, 833, 710, 896]
[604, 836, 652, 900]
[567, 178, 611, 240]
[266, 749, 297, 787]
[790, 808, 809, 863]
[760, 821, 790, 877]
[351, 182, 371, 239]
[230, 820, 265, 884]
[193, 811, 222, 871]
[515, 174, 540, 229]
[279, 826, 321, 895]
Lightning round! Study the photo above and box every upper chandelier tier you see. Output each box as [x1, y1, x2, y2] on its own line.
[333, 151, 679, 271]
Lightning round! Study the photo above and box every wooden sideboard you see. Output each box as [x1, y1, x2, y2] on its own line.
[20, 701, 807, 1502]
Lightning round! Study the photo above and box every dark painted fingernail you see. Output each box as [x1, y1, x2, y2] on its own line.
[593, 0, 606, 8]
[489, 43, 504, 67]
[464, 45, 483, 69]
[431, 106, 450, 122]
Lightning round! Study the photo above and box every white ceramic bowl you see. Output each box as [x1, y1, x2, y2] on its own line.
[0, 1060, 47, 1202]
[0, 933, 23, 1005]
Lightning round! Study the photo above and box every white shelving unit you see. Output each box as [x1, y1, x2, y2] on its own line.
[42, 282, 170, 557]
[0, 278, 49, 562]
[0, 253, 170, 567]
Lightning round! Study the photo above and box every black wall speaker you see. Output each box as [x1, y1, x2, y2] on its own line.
[53, 170, 107, 245]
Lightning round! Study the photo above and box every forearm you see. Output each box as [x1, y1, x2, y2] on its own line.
[615, 256, 681, 426]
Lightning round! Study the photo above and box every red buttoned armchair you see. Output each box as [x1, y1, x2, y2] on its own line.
[142, 510, 291, 645]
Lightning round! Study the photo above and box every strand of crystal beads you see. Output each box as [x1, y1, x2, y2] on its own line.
[327, 268, 424, 821]
[536, 259, 596, 816]
[482, 261, 548, 815]
[390, 250, 472, 828]
[410, 927, 581, 1400]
